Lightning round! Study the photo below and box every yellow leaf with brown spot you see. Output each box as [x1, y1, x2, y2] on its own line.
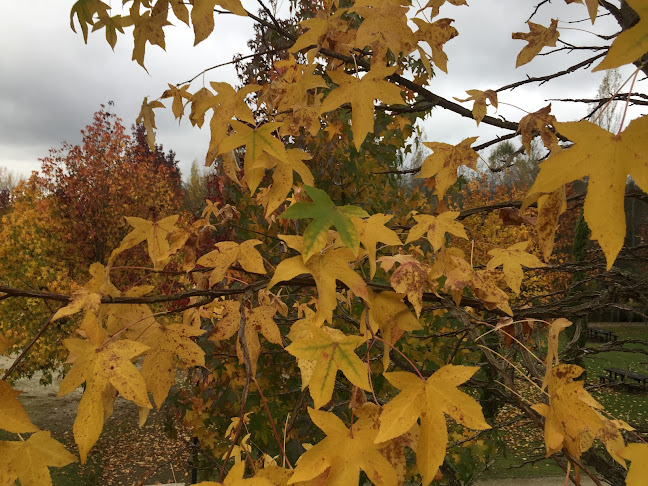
[51, 288, 102, 322]
[536, 186, 567, 261]
[112, 215, 180, 269]
[533, 364, 624, 463]
[58, 338, 150, 462]
[417, 0, 468, 18]
[517, 104, 558, 152]
[417, 138, 479, 197]
[512, 19, 559, 67]
[413, 18, 458, 73]
[378, 254, 431, 317]
[542, 318, 572, 389]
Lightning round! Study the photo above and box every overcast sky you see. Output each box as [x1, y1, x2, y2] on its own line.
[1, 0, 644, 180]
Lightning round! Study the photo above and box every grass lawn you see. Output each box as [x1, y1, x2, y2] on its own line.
[481, 322, 648, 479]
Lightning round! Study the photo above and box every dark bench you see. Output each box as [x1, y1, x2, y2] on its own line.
[603, 367, 648, 392]
[586, 328, 618, 342]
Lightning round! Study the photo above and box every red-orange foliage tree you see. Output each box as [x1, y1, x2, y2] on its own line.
[39, 106, 183, 268]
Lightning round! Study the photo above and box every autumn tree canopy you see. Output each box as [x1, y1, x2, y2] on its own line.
[1, 1, 648, 485]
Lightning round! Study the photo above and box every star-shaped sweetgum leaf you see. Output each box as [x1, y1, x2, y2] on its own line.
[210, 301, 282, 376]
[512, 19, 559, 67]
[58, 338, 151, 462]
[286, 323, 370, 409]
[196, 239, 266, 287]
[405, 211, 468, 251]
[375, 366, 490, 486]
[269, 235, 368, 325]
[417, 138, 479, 198]
[0, 431, 76, 486]
[288, 407, 398, 485]
[486, 240, 545, 295]
[319, 65, 404, 150]
[526, 118, 648, 269]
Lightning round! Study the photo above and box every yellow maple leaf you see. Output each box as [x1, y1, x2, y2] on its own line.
[352, 213, 402, 279]
[0, 431, 76, 486]
[268, 235, 368, 325]
[517, 104, 558, 152]
[622, 443, 648, 486]
[486, 241, 545, 295]
[290, 15, 330, 54]
[542, 318, 572, 389]
[406, 211, 468, 251]
[58, 338, 151, 462]
[413, 18, 459, 74]
[161, 83, 192, 119]
[141, 324, 205, 408]
[218, 121, 289, 193]
[192, 0, 247, 46]
[417, 138, 479, 198]
[51, 288, 102, 322]
[288, 407, 398, 485]
[472, 269, 514, 315]
[526, 118, 648, 269]
[360, 289, 422, 369]
[565, 0, 598, 24]
[378, 254, 431, 317]
[453, 90, 498, 125]
[416, 0, 468, 18]
[196, 239, 266, 287]
[594, 0, 648, 71]
[252, 148, 314, 217]
[352, 0, 417, 60]
[287, 323, 369, 408]
[130, 7, 170, 69]
[319, 65, 404, 150]
[536, 186, 567, 261]
[0, 380, 38, 433]
[533, 364, 625, 464]
[136, 97, 165, 149]
[512, 19, 559, 67]
[210, 301, 282, 375]
[194, 460, 273, 485]
[375, 366, 490, 486]
[111, 214, 180, 269]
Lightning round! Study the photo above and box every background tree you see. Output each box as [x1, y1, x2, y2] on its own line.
[39, 106, 183, 267]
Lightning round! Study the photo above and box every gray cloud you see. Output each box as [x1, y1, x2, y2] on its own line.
[1, 0, 645, 180]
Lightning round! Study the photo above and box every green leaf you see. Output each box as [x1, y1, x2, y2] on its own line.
[280, 185, 367, 261]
